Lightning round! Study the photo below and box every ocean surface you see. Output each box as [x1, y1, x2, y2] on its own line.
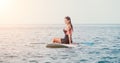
[0, 24, 120, 63]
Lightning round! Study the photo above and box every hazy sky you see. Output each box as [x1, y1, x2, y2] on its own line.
[0, 0, 120, 24]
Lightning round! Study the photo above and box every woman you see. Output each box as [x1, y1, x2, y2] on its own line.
[52, 16, 73, 44]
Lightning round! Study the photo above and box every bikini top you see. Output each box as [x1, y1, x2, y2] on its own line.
[63, 26, 72, 35]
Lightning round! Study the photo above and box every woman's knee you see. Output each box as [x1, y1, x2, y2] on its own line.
[52, 38, 61, 43]
[52, 38, 55, 42]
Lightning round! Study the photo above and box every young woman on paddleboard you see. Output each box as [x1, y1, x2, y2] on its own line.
[52, 16, 73, 44]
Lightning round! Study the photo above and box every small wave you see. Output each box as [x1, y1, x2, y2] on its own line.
[111, 49, 120, 54]
[29, 60, 38, 63]
[88, 51, 100, 54]
[101, 48, 110, 50]
[80, 59, 88, 62]
[101, 56, 117, 60]
[97, 61, 111, 63]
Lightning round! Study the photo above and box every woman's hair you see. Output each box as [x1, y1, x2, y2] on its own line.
[65, 16, 73, 31]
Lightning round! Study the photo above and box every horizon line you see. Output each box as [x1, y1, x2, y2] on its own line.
[0, 24, 120, 25]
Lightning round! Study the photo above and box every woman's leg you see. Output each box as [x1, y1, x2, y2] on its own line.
[52, 38, 61, 43]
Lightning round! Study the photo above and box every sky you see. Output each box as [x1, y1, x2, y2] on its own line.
[0, 0, 120, 24]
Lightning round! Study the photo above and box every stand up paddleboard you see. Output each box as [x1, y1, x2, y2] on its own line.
[46, 43, 77, 48]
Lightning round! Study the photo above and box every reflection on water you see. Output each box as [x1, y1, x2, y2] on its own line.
[0, 24, 120, 63]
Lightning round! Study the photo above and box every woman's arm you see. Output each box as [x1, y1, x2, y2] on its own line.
[68, 34, 72, 44]
[67, 25, 72, 44]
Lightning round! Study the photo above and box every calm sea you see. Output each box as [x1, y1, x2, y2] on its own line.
[0, 24, 120, 63]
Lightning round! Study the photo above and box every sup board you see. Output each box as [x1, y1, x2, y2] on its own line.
[46, 43, 77, 48]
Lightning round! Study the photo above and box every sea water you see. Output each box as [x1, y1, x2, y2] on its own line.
[0, 24, 120, 63]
